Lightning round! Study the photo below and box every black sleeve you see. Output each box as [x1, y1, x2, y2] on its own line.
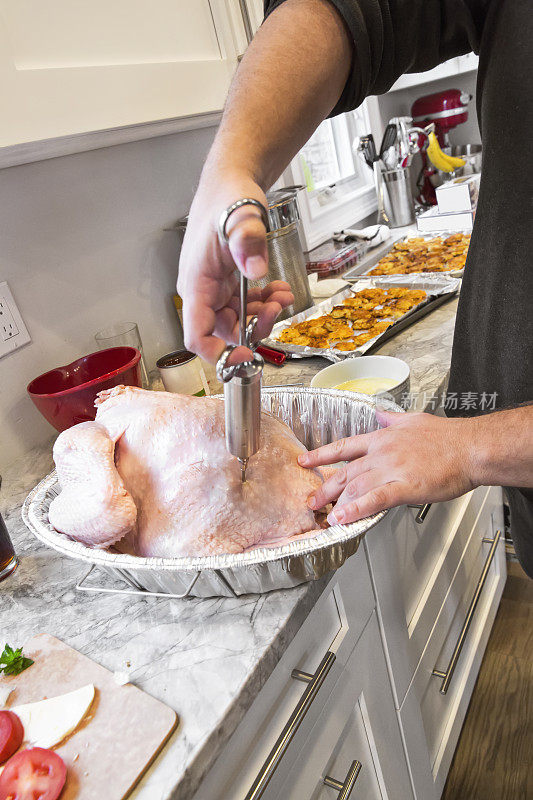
[263, 0, 489, 115]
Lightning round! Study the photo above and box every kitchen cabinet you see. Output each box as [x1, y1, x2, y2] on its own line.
[367, 488, 496, 705]
[196, 487, 505, 800]
[366, 486, 506, 799]
[388, 54, 479, 93]
[0, 0, 251, 160]
[196, 550, 413, 799]
[268, 612, 414, 800]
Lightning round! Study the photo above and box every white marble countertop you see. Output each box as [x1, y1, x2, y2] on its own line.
[0, 292, 458, 800]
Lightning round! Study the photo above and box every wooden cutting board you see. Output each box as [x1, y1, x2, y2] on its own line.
[0, 633, 178, 799]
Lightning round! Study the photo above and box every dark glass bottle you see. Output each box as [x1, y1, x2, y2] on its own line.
[0, 477, 17, 582]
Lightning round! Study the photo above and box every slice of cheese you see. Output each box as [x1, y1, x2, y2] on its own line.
[11, 684, 95, 748]
[0, 687, 12, 707]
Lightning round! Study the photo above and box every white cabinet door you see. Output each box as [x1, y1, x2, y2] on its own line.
[269, 613, 414, 800]
[196, 554, 376, 800]
[364, 487, 497, 707]
[0, 0, 242, 147]
[240, 0, 264, 36]
[388, 54, 478, 94]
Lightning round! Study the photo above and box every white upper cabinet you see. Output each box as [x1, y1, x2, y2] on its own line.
[0, 0, 249, 149]
[389, 54, 479, 93]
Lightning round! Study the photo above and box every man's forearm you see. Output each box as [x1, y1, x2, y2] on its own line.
[203, 0, 353, 190]
[471, 405, 533, 488]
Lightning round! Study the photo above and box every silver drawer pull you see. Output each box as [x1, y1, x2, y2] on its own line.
[408, 503, 432, 523]
[324, 760, 362, 799]
[432, 529, 501, 695]
[244, 650, 336, 800]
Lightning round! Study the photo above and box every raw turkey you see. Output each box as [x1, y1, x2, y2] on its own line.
[48, 386, 328, 557]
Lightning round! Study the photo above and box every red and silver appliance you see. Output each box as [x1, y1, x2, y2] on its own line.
[411, 88, 471, 205]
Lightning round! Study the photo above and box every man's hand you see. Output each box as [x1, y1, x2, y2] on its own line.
[177, 170, 294, 363]
[298, 409, 478, 524]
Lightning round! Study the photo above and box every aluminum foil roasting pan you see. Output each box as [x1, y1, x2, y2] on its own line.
[262, 274, 460, 363]
[22, 388, 400, 598]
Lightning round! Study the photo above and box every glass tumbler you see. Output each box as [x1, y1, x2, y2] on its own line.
[0, 478, 18, 583]
[95, 322, 149, 388]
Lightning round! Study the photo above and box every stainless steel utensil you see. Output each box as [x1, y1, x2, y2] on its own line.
[448, 144, 482, 175]
[373, 162, 389, 225]
[354, 134, 390, 225]
[355, 134, 377, 168]
[251, 188, 313, 321]
[217, 198, 270, 483]
[379, 123, 398, 167]
[216, 286, 264, 484]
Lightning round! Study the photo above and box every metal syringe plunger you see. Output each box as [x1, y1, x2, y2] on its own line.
[223, 355, 263, 482]
[216, 198, 269, 482]
[216, 322, 264, 483]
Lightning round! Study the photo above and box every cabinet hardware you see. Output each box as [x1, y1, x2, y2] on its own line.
[432, 529, 501, 694]
[408, 503, 432, 523]
[244, 650, 336, 799]
[324, 760, 362, 799]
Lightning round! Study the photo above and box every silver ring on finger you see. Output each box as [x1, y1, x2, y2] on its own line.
[217, 198, 269, 246]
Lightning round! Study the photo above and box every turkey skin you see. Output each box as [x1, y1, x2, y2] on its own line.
[48, 386, 327, 557]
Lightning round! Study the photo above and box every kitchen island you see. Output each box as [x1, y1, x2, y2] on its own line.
[1, 296, 461, 800]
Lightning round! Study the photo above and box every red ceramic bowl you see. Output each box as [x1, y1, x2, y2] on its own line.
[27, 346, 142, 432]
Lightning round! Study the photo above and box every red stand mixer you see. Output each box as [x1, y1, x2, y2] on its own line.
[412, 88, 471, 206]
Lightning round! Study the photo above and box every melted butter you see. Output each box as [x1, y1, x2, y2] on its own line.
[334, 377, 398, 395]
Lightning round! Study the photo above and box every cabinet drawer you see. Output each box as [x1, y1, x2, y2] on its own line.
[366, 486, 498, 707]
[197, 553, 375, 800]
[401, 487, 505, 792]
[407, 486, 494, 661]
[270, 613, 414, 800]
[397, 490, 486, 628]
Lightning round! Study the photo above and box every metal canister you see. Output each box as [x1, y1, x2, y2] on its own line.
[174, 188, 314, 321]
[381, 168, 416, 227]
[251, 188, 314, 321]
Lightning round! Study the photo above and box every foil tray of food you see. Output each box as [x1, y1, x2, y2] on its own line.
[23, 388, 400, 598]
[343, 232, 471, 280]
[262, 274, 460, 362]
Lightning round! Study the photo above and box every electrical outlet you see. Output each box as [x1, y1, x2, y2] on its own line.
[0, 300, 19, 341]
[0, 282, 31, 359]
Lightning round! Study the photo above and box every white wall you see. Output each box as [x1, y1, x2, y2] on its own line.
[0, 126, 216, 469]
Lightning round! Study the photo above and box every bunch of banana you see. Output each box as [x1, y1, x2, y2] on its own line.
[426, 131, 466, 173]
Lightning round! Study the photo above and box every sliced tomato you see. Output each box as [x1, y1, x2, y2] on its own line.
[0, 748, 66, 800]
[0, 711, 23, 764]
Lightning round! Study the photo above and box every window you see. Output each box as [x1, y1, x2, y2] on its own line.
[281, 103, 377, 250]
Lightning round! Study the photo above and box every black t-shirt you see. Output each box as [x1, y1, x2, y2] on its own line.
[265, 0, 533, 412]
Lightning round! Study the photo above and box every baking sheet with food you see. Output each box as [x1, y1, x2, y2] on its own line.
[262, 274, 460, 362]
[343, 232, 471, 280]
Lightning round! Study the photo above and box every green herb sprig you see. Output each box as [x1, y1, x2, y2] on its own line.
[0, 644, 34, 676]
